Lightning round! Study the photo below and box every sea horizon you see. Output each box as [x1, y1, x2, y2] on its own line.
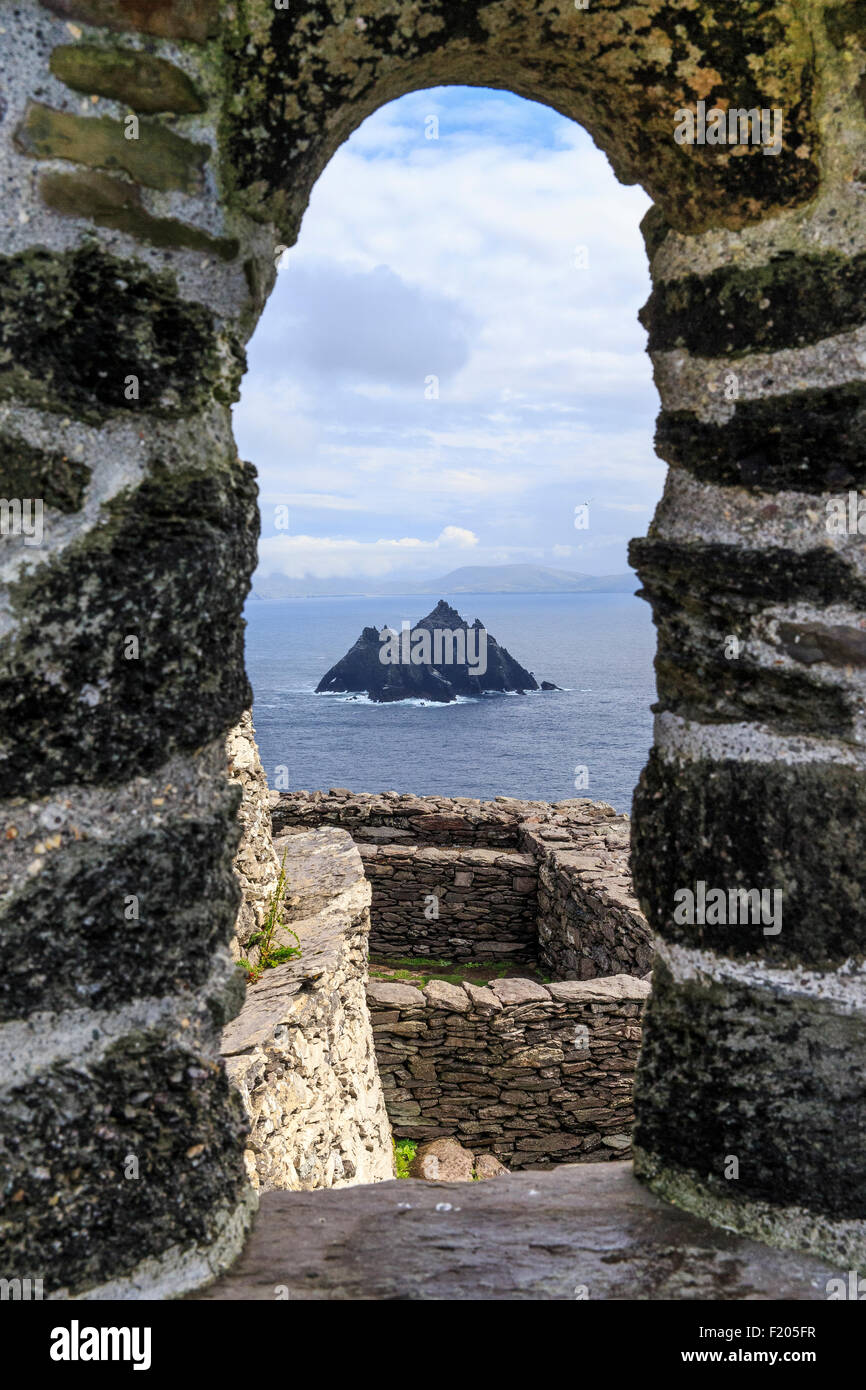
[245, 590, 657, 814]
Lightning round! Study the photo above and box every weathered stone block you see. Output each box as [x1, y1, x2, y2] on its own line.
[49, 45, 205, 113]
[16, 103, 209, 194]
[40, 0, 221, 42]
[41, 170, 239, 261]
[635, 960, 866, 1222]
[632, 752, 866, 967]
[0, 457, 256, 794]
[0, 245, 243, 422]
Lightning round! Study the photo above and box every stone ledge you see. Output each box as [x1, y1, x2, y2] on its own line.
[193, 1161, 842, 1301]
[221, 827, 391, 1193]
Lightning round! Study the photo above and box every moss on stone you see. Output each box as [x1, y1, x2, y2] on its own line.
[652, 651, 854, 739]
[219, 0, 818, 238]
[642, 251, 866, 359]
[40, 0, 221, 43]
[629, 536, 866, 613]
[2, 1028, 249, 1295]
[0, 455, 258, 794]
[0, 430, 90, 511]
[634, 960, 866, 1221]
[825, 0, 866, 48]
[41, 169, 239, 260]
[0, 795, 242, 1020]
[656, 382, 866, 492]
[15, 102, 208, 194]
[632, 752, 866, 967]
[49, 44, 205, 113]
[0, 244, 242, 422]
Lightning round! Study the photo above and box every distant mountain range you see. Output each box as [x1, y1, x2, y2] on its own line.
[250, 564, 637, 600]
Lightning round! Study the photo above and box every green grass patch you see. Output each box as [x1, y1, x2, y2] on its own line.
[369, 954, 549, 989]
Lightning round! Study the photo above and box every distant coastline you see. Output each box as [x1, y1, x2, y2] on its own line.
[250, 563, 637, 601]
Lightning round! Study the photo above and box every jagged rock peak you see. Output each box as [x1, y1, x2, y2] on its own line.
[315, 601, 560, 703]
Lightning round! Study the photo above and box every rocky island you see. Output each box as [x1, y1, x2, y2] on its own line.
[315, 599, 558, 703]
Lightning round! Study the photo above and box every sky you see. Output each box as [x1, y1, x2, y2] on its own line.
[233, 86, 665, 584]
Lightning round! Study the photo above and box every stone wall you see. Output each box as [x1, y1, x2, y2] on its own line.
[222, 828, 393, 1192]
[367, 974, 649, 1167]
[275, 791, 651, 980]
[272, 789, 544, 848]
[358, 843, 538, 962]
[227, 711, 281, 961]
[3, 0, 863, 1291]
[523, 817, 653, 980]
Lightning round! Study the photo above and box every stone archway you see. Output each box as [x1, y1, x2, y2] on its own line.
[1, 0, 864, 1295]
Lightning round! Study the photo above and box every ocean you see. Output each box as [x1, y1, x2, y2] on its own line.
[244, 591, 657, 816]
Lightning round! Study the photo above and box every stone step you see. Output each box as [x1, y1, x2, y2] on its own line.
[192, 1160, 841, 1301]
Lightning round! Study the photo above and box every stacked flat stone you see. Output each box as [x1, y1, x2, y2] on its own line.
[524, 816, 653, 979]
[272, 788, 560, 848]
[222, 830, 393, 1192]
[0, 0, 263, 1297]
[368, 974, 648, 1166]
[358, 843, 538, 961]
[628, 6, 866, 1268]
[277, 790, 651, 980]
[227, 711, 282, 961]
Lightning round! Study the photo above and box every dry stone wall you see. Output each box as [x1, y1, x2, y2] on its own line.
[368, 974, 649, 1167]
[227, 711, 281, 961]
[275, 791, 651, 980]
[271, 793, 651, 1171]
[523, 817, 653, 980]
[271, 788, 545, 848]
[222, 828, 393, 1193]
[358, 843, 538, 962]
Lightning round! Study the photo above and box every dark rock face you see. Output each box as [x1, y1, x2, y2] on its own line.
[315, 600, 549, 703]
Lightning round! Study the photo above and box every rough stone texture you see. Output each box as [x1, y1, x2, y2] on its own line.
[222, 829, 393, 1193]
[194, 1162, 845, 1301]
[0, 245, 244, 423]
[0, 745, 245, 1020]
[40, 0, 221, 42]
[219, 1, 819, 239]
[0, 0, 262, 1295]
[633, 955, 866, 1266]
[368, 973, 649, 1167]
[525, 816, 653, 981]
[359, 843, 538, 962]
[632, 751, 866, 968]
[409, 1137, 474, 1182]
[3, 0, 865, 1291]
[474, 1153, 508, 1180]
[0, 452, 257, 796]
[41, 170, 240, 261]
[272, 789, 564, 847]
[49, 45, 205, 114]
[275, 791, 651, 980]
[226, 710, 281, 962]
[15, 102, 209, 193]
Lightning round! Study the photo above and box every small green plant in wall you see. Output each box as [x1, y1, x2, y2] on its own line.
[393, 1139, 417, 1179]
[237, 847, 301, 983]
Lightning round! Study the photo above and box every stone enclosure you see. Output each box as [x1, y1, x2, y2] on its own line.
[273, 790, 653, 978]
[2, 0, 866, 1295]
[273, 790, 652, 1167]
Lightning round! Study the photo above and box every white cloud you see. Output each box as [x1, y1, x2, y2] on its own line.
[234, 87, 665, 580]
[259, 525, 480, 579]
